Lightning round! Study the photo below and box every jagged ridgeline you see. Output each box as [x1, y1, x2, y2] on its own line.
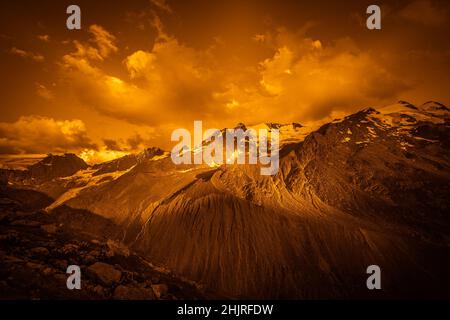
[1, 101, 449, 298]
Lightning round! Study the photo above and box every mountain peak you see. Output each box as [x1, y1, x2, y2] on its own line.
[262, 122, 304, 130]
[41, 153, 85, 164]
[138, 147, 165, 161]
[27, 153, 88, 182]
[234, 122, 247, 131]
[397, 100, 417, 109]
[420, 101, 449, 112]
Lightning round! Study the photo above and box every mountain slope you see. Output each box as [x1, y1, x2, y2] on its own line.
[4, 101, 450, 298]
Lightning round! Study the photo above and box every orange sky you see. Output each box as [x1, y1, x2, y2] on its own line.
[0, 0, 449, 163]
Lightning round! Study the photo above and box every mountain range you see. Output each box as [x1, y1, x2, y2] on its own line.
[1, 101, 449, 299]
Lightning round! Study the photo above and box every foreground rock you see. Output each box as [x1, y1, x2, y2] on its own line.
[151, 284, 169, 299]
[0, 189, 217, 300]
[87, 262, 122, 286]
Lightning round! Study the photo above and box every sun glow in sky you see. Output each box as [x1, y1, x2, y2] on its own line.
[0, 0, 449, 163]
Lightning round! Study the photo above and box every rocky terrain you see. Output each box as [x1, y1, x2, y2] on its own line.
[0, 187, 216, 300]
[1, 101, 449, 299]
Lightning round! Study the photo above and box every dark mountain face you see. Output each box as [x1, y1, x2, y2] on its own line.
[2, 102, 450, 299]
[92, 155, 138, 177]
[4, 154, 88, 185]
[28, 154, 89, 181]
[282, 105, 450, 240]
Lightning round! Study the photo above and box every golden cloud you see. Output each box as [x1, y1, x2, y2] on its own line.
[37, 34, 50, 42]
[150, 0, 173, 13]
[78, 148, 129, 164]
[35, 83, 54, 100]
[61, 28, 219, 127]
[10, 47, 44, 62]
[57, 20, 410, 143]
[88, 24, 118, 58]
[250, 36, 410, 122]
[0, 116, 96, 154]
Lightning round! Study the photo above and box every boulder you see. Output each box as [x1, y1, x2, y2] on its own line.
[26, 262, 45, 270]
[4, 255, 24, 263]
[41, 224, 58, 234]
[151, 284, 169, 299]
[42, 267, 56, 276]
[51, 259, 68, 271]
[106, 239, 130, 257]
[92, 285, 107, 297]
[30, 247, 50, 256]
[87, 262, 121, 286]
[60, 244, 79, 255]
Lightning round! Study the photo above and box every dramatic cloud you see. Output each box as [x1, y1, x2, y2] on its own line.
[60, 54, 155, 123]
[246, 34, 410, 122]
[60, 24, 220, 126]
[37, 34, 50, 42]
[122, 39, 220, 121]
[149, 0, 173, 13]
[54, 19, 412, 145]
[65, 24, 118, 64]
[78, 148, 129, 164]
[102, 133, 155, 152]
[2, 0, 449, 162]
[0, 116, 96, 154]
[78, 133, 158, 164]
[103, 139, 123, 151]
[88, 25, 118, 58]
[35, 83, 54, 100]
[10, 47, 44, 62]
